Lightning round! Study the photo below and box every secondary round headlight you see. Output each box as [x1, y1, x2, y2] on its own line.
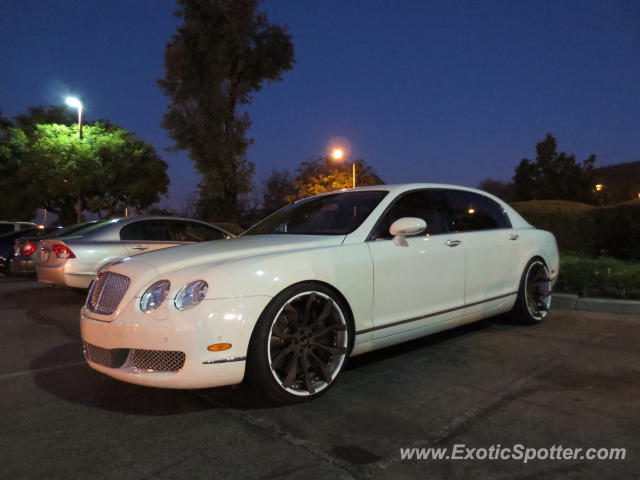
[140, 280, 171, 313]
[174, 280, 208, 311]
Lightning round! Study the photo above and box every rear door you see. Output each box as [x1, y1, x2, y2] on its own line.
[440, 189, 522, 314]
[120, 220, 178, 255]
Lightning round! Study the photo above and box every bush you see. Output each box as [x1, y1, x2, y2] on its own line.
[555, 253, 640, 300]
[596, 200, 640, 260]
[511, 200, 598, 253]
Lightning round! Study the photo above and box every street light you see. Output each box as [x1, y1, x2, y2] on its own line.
[65, 97, 83, 139]
[331, 148, 356, 188]
[65, 96, 84, 222]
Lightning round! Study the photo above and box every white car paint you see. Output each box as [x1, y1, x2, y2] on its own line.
[80, 184, 559, 390]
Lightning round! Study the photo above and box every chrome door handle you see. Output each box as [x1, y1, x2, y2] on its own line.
[508, 234, 520, 241]
[131, 245, 149, 251]
[445, 239, 462, 247]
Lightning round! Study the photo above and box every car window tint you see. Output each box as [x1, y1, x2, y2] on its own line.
[169, 221, 226, 242]
[120, 220, 172, 241]
[371, 190, 449, 240]
[442, 190, 511, 232]
[0, 225, 13, 235]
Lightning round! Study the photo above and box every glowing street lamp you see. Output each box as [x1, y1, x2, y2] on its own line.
[595, 184, 604, 192]
[331, 147, 355, 188]
[65, 96, 83, 139]
[65, 96, 84, 222]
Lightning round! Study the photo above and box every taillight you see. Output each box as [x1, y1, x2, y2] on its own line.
[52, 244, 76, 259]
[20, 241, 37, 257]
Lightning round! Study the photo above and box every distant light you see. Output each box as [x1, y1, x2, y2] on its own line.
[65, 97, 83, 109]
[595, 184, 604, 191]
[637, 193, 640, 199]
[331, 148, 344, 160]
[468, 208, 476, 214]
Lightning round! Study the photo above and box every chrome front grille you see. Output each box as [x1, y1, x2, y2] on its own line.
[83, 342, 129, 368]
[87, 271, 130, 315]
[83, 342, 185, 372]
[130, 349, 186, 372]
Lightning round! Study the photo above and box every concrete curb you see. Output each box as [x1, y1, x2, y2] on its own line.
[552, 293, 640, 315]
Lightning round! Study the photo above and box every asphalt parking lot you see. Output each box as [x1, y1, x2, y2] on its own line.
[1, 275, 638, 479]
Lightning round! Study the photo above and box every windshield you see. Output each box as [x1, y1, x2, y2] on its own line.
[43, 220, 99, 238]
[244, 191, 388, 236]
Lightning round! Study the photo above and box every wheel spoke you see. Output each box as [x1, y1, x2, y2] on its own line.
[309, 350, 333, 382]
[300, 353, 315, 394]
[314, 299, 333, 325]
[311, 342, 347, 355]
[302, 293, 316, 326]
[283, 351, 301, 388]
[272, 343, 296, 369]
[284, 303, 299, 328]
[311, 323, 346, 338]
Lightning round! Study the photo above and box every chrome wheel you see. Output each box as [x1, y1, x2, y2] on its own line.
[267, 291, 348, 396]
[524, 260, 551, 321]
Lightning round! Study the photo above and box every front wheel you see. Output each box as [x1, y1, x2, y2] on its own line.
[510, 258, 552, 324]
[247, 282, 353, 404]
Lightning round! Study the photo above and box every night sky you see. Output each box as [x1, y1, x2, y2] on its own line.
[2, 0, 639, 211]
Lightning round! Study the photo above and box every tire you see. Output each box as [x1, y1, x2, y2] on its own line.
[509, 257, 552, 324]
[247, 282, 353, 404]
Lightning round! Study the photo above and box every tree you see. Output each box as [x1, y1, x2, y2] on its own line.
[158, 0, 295, 222]
[0, 114, 35, 220]
[289, 157, 384, 201]
[513, 134, 596, 202]
[262, 169, 296, 213]
[25, 123, 169, 223]
[0, 105, 170, 224]
[14, 105, 77, 135]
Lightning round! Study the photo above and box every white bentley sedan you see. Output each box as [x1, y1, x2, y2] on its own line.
[80, 184, 558, 403]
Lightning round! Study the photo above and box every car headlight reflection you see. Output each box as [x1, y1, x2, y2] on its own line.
[140, 280, 171, 313]
[175, 280, 208, 311]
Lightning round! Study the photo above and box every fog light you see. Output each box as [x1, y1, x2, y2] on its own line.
[207, 343, 232, 352]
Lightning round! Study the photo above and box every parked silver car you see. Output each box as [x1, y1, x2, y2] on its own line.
[36, 216, 233, 288]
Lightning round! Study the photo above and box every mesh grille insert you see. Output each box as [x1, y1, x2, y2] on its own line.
[83, 342, 129, 368]
[87, 271, 130, 315]
[130, 349, 186, 372]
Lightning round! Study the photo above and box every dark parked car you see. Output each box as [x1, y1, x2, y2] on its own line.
[0, 228, 57, 273]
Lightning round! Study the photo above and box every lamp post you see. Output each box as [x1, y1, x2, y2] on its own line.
[331, 148, 356, 188]
[65, 97, 83, 139]
[66, 97, 84, 222]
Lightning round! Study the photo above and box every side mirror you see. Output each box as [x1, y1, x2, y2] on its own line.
[389, 217, 426, 246]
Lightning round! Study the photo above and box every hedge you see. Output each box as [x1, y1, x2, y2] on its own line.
[511, 200, 640, 260]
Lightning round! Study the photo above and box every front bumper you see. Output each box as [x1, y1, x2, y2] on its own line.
[80, 295, 272, 389]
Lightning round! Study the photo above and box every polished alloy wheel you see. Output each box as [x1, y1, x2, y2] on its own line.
[267, 291, 348, 396]
[524, 260, 551, 321]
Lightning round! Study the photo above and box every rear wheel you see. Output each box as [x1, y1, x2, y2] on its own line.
[247, 282, 352, 404]
[510, 258, 552, 324]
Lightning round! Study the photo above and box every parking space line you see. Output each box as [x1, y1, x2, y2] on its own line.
[0, 361, 86, 381]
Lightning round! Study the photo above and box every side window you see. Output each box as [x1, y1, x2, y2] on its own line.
[442, 190, 511, 232]
[370, 190, 449, 240]
[169, 221, 226, 242]
[120, 220, 172, 241]
[0, 224, 14, 235]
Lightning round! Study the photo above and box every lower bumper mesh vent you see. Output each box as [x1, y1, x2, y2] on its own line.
[83, 342, 129, 368]
[83, 342, 185, 372]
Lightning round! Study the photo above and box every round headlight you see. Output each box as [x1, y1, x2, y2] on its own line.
[174, 280, 208, 311]
[140, 280, 171, 313]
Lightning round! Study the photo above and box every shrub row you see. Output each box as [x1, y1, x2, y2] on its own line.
[511, 199, 640, 260]
[554, 253, 640, 300]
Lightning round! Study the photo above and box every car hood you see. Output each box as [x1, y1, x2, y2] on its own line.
[118, 234, 345, 276]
